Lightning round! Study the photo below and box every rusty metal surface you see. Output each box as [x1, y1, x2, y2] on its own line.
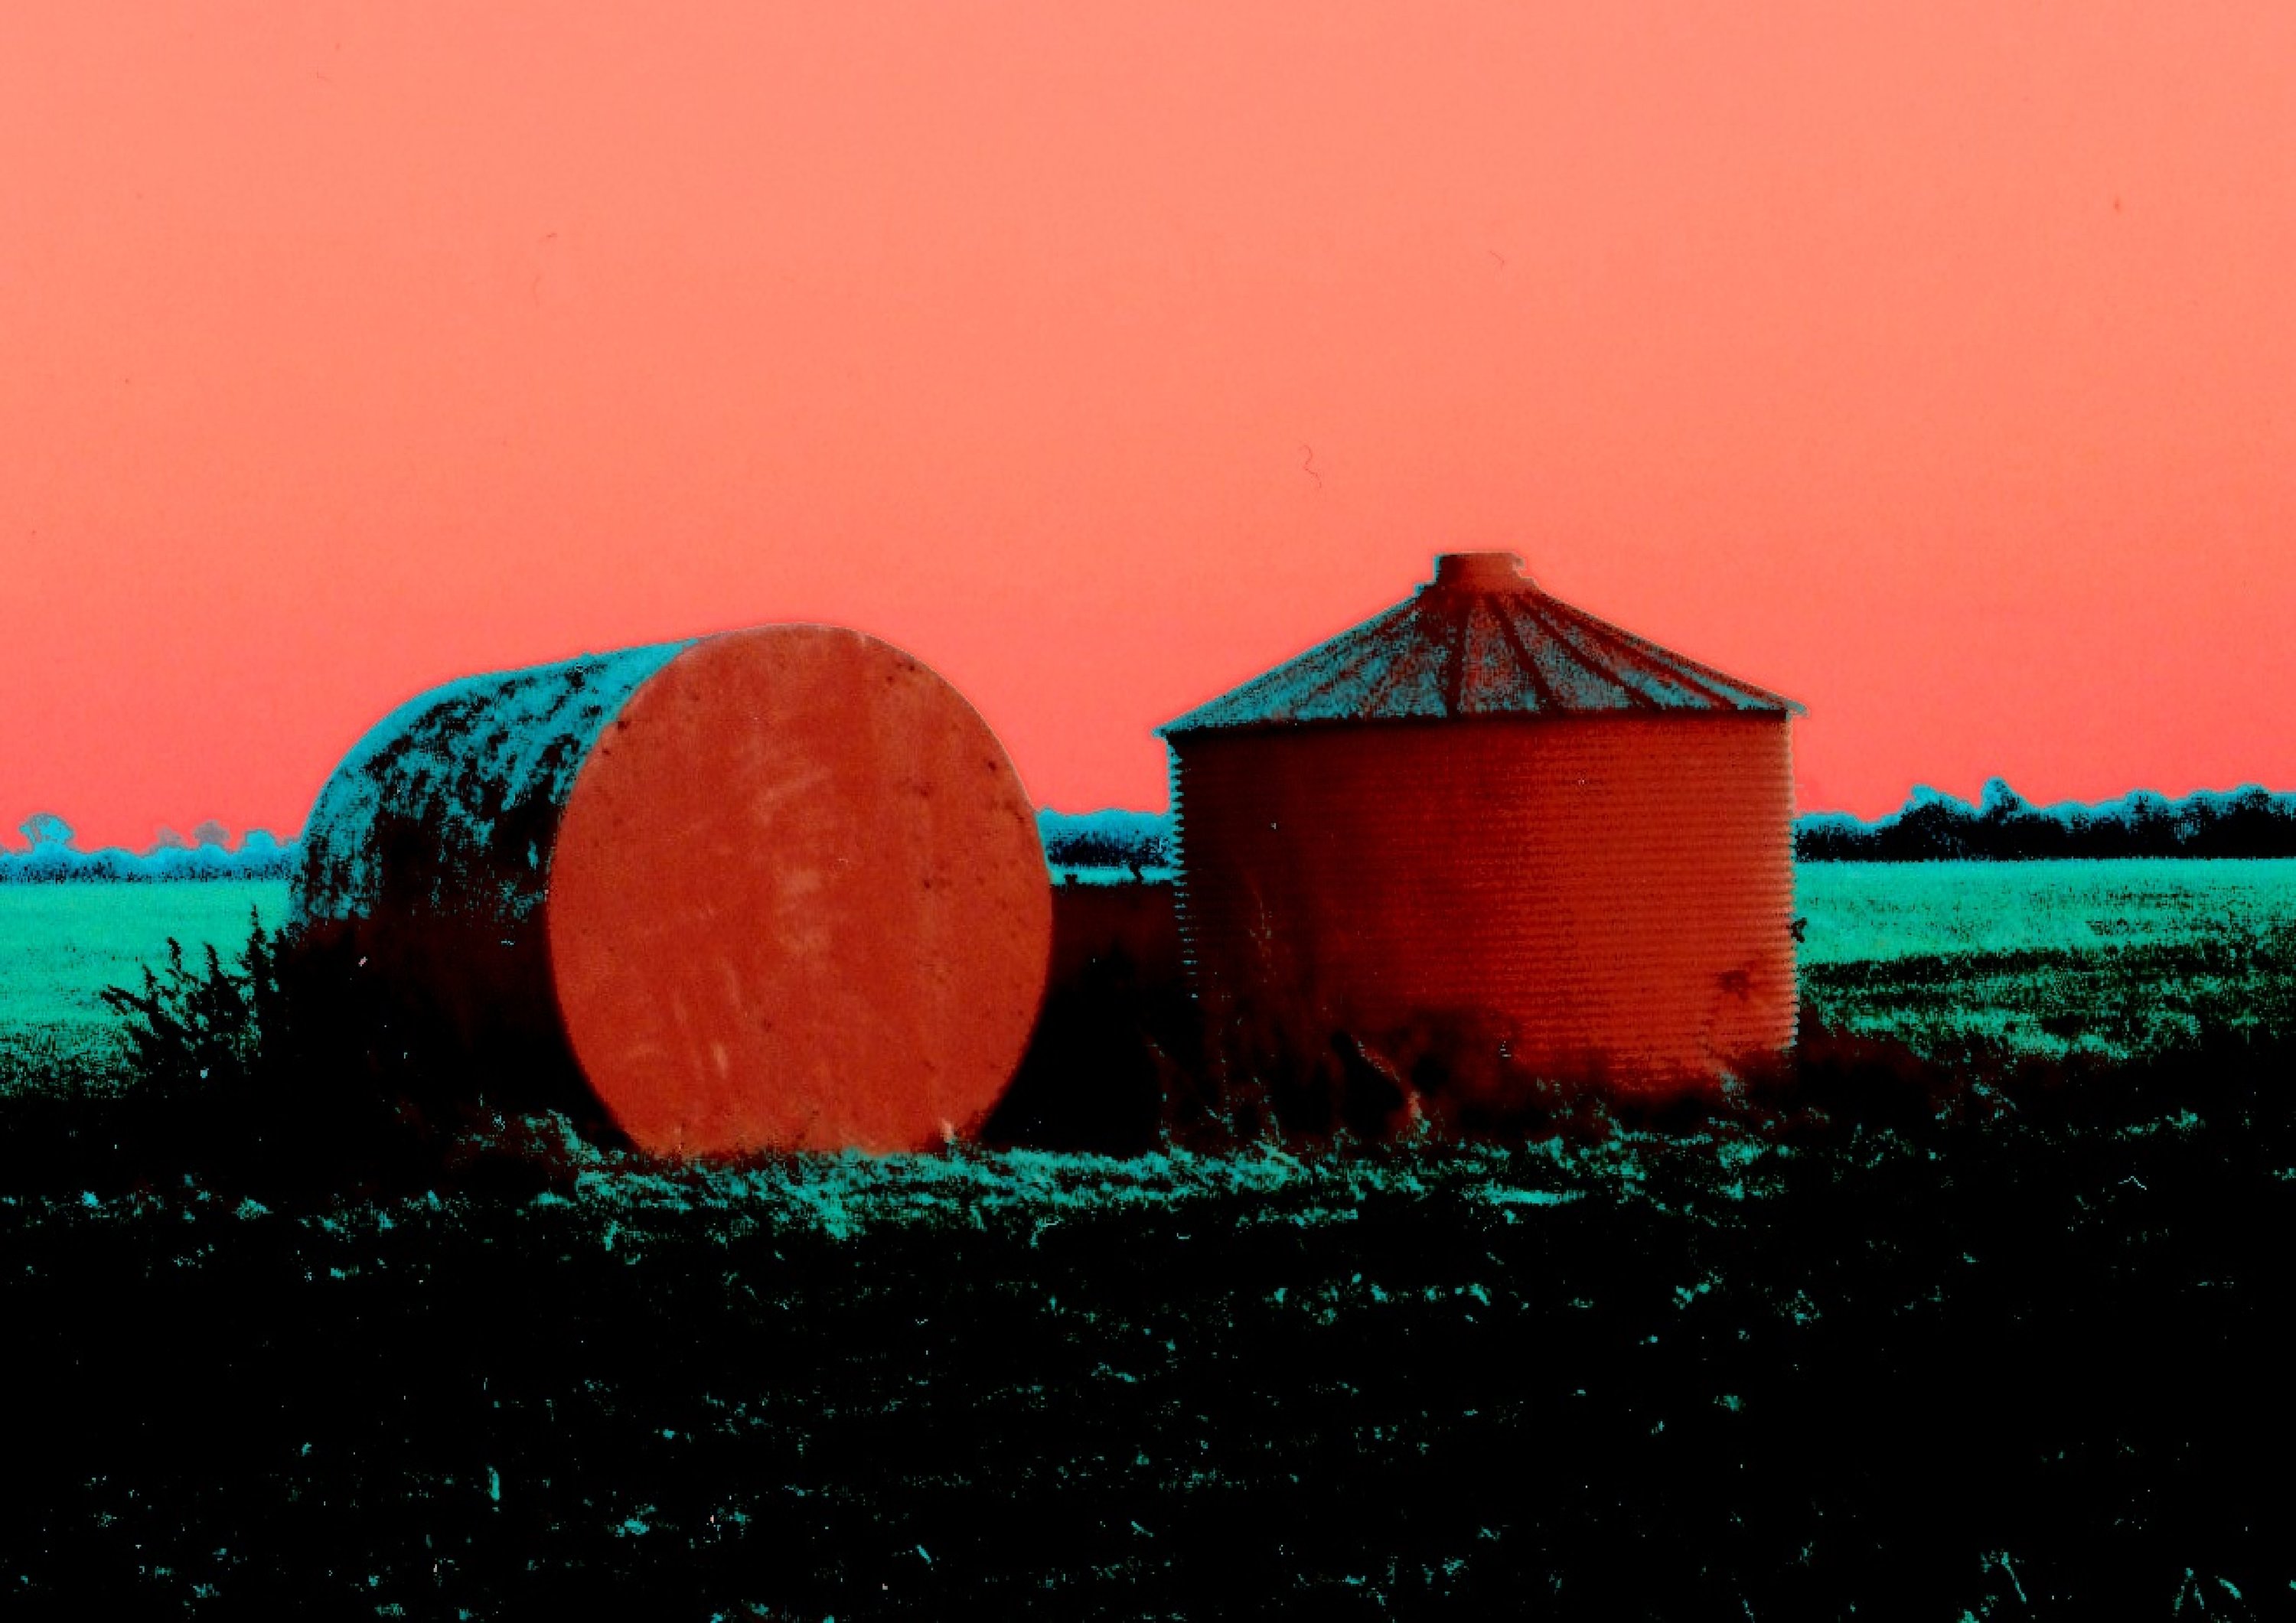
[1172, 715, 1797, 1103]
[1161, 552, 1800, 737]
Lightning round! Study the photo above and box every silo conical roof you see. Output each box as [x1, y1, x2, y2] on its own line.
[1159, 552, 1802, 736]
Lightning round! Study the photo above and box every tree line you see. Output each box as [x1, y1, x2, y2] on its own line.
[1, 816, 295, 883]
[10, 786, 2293, 883]
[1794, 781, 2296, 860]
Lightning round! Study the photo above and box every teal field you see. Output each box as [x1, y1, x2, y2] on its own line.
[1794, 859, 2296, 1059]
[7, 861, 2296, 1089]
[0, 878, 286, 1090]
[1792, 856, 2296, 961]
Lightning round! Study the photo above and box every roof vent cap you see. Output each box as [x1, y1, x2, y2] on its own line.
[1429, 552, 1537, 593]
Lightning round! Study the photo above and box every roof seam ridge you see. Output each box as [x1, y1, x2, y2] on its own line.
[1559, 602, 1798, 711]
[1600, 618, 1756, 705]
[1442, 595, 1473, 717]
[1350, 602, 1438, 719]
[1160, 601, 1414, 731]
[1489, 596, 1567, 712]
[1518, 592, 1658, 709]
[1270, 603, 1412, 720]
[1541, 599, 1715, 705]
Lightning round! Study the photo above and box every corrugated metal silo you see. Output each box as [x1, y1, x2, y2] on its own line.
[1159, 552, 1802, 1120]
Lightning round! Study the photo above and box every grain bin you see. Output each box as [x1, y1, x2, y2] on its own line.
[1159, 552, 1801, 1123]
[290, 624, 1052, 1156]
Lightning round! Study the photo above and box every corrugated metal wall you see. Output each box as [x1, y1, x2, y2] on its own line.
[1172, 714, 1795, 1100]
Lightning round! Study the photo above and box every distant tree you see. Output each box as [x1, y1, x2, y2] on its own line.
[19, 813, 73, 848]
[1977, 777, 2027, 818]
[1880, 786, 1979, 860]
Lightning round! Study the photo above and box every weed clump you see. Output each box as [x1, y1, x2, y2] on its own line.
[0, 911, 607, 1200]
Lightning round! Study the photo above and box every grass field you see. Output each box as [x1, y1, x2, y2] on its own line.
[1793, 857, 2296, 961]
[8, 1074, 2291, 1619]
[1793, 859, 2296, 1060]
[8, 861, 2294, 1082]
[2, 865, 2293, 1617]
[0, 879, 285, 1092]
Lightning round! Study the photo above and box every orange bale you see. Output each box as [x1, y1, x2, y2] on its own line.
[292, 624, 1052, 1155]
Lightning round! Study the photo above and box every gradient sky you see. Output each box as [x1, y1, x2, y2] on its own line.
[5, 3, 2293, 851]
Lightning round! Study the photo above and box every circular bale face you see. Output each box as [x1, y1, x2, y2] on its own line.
[544, 626, 1052, 1155]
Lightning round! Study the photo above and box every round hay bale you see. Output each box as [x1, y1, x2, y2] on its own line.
[291, 624, 1052, 1155]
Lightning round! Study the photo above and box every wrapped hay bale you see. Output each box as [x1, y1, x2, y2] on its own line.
[292, 624, 1052, 1155]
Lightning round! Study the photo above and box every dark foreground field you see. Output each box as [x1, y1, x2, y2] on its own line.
[3, 1018, 2293, 1621]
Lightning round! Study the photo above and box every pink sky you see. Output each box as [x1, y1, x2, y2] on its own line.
[5, 3, 2294, 850]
